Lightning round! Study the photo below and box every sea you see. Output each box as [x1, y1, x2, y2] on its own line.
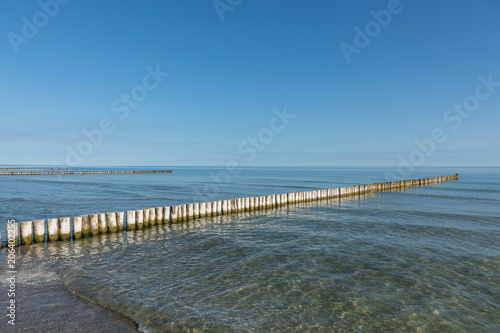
[0, 166, 499, 332]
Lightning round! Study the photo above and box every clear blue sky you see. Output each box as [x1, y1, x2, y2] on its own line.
[1, 0, 499, 167]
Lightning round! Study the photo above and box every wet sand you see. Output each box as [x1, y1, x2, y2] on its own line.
[1, 248, 139, 333]
[15, 283, 140, 332]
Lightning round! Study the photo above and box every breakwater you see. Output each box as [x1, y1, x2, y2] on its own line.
[0, 169, 173, 176]
[0, 167, 68, 171]
[1, 174, 458, 248]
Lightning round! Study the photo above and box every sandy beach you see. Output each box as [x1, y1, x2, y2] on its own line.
[1, 248, 139, 333]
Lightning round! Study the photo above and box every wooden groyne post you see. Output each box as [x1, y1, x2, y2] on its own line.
[33, 219, 45, 243]
[20, 221, 32, 245]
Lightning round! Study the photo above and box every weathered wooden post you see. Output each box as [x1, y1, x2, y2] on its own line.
[106, 212, 117, 232]
[73, 216, 83, 239]
[265, 195, 272, 208]
[248, 197, 254, 211]
[208, 201, 214, 216]
[187, 204, 194, 220]
[242, 197, 247, 211]
[89, 214, 98, 236]
[150, 207, 156, 225]
[143, 209, 150, 227]
[116, 212, 125, 231]
[181, 204, 187, 221]
[217, 201, 223, 215]
[126, 211, 136, 230]
[170, 205, 179, 223]
[59, 217, 71, 241]
[200, 202, 206, 218]
[194, 202, 200, 218]
[242, 197, 247, 212]
[162, 206, 170, 224]
[135, 210, 144, 229]
[213, 201, 219, 216]
[156, 207, 163, 224]
[47, 218, 59, 242]
[20, 221, 33, 245]
[205, 202, 212, 217]
[276, 194, 282, 207]
[222, 200, 228, 215]
[33, 219, 45, 243]
[81, 215, 90, 237]
[97, 213, 107, 233]
[281, 193, 287, 205]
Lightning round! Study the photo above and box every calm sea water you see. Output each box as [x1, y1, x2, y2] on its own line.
[1, 167, 499, 332]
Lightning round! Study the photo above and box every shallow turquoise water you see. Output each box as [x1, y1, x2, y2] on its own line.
[1, 167, 499, 332]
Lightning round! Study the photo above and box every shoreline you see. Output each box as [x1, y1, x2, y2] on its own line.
[1, 247, 141, 332]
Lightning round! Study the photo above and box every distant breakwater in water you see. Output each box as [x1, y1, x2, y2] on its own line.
[0, 167, 68, 171]
[1, 174, 458, 249]
[0, 169, 173, 176]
